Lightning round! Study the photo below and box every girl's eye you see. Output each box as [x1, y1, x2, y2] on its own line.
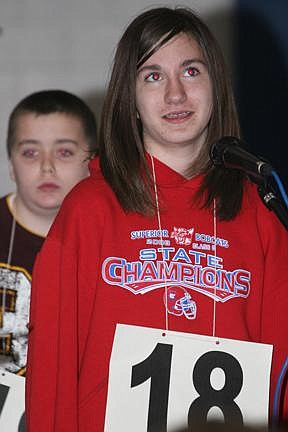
[184, 67, 199, 77]
[145, 72, 161, 82]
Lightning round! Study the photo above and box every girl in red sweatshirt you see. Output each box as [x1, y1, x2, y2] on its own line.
[26, 7, 288, 431]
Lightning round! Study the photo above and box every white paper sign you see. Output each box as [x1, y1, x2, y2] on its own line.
[0, 371, 26, 431]
[105, 324, 273, 432]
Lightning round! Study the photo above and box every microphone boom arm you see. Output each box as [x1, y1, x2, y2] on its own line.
[258, 183, 288, 231]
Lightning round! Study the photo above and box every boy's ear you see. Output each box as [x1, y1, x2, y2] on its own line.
[8, 159, 16, 182]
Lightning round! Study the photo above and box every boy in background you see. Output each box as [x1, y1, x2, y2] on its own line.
[0, 89, 97, 375]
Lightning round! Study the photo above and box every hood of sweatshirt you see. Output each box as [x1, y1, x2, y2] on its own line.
[88, 155, 204, 190]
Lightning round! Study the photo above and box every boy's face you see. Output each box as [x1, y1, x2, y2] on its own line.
[9, 112, 90, 216]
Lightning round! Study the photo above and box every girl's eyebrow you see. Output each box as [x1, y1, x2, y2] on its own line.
[137, 58, 207, 75]
[182, 58, 207, 68]
[137, 64, 161, 75]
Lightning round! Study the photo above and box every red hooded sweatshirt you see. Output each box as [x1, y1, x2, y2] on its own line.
[26, 157, 288, 430]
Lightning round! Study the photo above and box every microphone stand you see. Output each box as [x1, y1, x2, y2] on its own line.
[257, 180, 288, 231]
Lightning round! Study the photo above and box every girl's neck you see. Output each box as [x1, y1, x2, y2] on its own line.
[146, 145, 200, 179]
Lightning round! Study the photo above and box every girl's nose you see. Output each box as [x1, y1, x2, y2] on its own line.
[164, 77, 187, 105]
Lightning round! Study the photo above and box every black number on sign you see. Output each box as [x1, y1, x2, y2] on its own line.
[131, 343, 173, 432]
[188, 351, 243, 427]
[0, 383, 9, 415]
[18, 412, 26, 431]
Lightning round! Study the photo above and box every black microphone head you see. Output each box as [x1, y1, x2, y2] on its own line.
[210, 136, 241, 165]
[210, 136, 273, 181]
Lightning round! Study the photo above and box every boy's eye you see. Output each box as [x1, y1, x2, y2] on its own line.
[22, 149, 38, 158]
[145, 72, 161, 82]
[57, 148, 74, 158]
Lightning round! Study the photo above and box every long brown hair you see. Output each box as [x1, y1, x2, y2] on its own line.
[99, 7, 245, 219]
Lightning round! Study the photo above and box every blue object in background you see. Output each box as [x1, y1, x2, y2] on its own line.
[235, 0, 288, 188]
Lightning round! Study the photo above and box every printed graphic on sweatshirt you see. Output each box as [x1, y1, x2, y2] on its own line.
[164, 286, 197, 320]
[102, 226, 250, 320]
[0, 264, 30, 373]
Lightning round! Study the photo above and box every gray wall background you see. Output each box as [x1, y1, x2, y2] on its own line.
[0, 0, 235, 196]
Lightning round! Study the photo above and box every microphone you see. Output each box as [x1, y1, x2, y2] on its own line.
[210, 136, 273, 180]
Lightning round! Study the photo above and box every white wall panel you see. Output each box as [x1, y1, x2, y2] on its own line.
[0, 0, 235, 195]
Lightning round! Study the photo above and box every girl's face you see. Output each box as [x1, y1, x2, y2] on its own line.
[136, 33, 213, 161]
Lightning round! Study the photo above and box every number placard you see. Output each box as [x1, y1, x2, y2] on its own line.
[105, 324, 273, 432]
[0, 371, 26, 431]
